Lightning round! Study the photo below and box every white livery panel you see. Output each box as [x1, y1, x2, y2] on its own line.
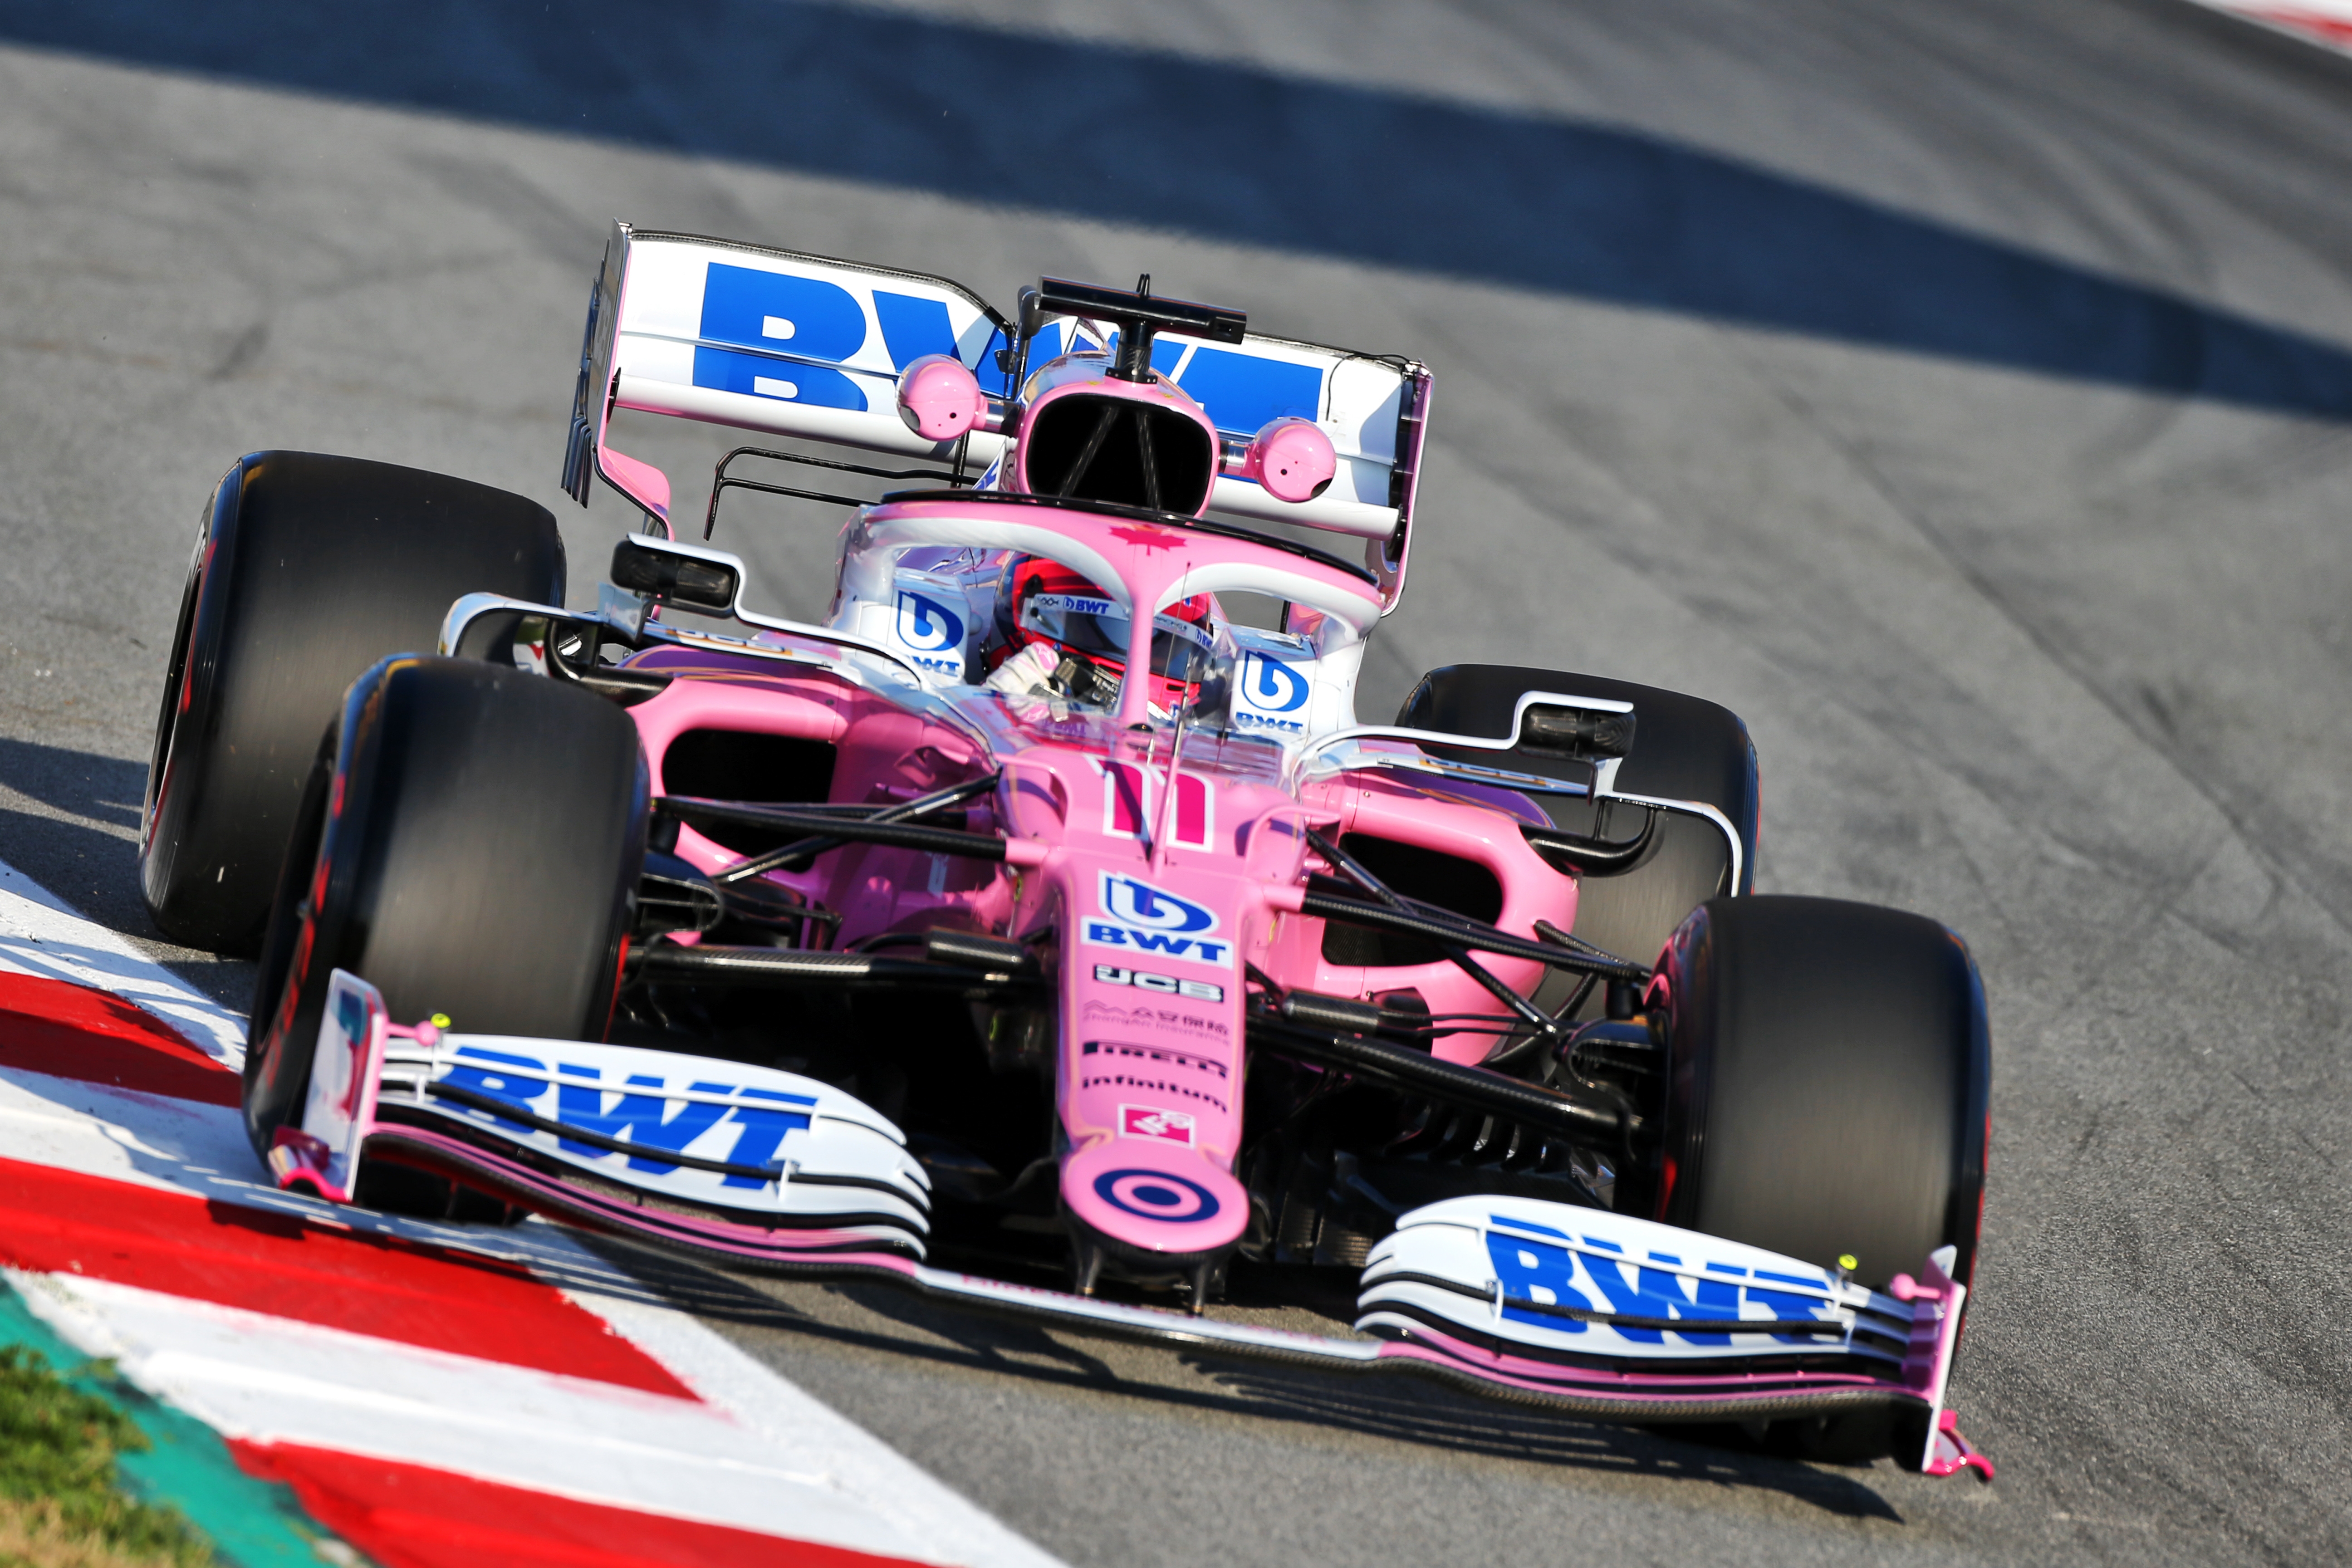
[289, 971, 930, 1249]
[1357, 1195, 1914, 1362]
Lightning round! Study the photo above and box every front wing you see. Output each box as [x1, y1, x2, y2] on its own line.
[274, 972, 1990, 1478]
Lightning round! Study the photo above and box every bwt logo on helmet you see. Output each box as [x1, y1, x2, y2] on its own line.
[1083, 873, 1232, 968]
[1235, 652, 1309, 734]
[894, 590, 965, 672]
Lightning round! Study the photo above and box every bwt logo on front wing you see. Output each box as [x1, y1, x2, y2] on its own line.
[1083, 872, 1232, 968]
[436, 1047, 813, 1190]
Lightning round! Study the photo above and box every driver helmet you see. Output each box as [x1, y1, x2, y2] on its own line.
[989, 556, 1218, 708]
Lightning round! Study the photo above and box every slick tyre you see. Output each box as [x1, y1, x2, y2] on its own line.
[1396, 666, 1758, 1011]
[141, 452, 566, 953]
[1644, 896, 1988, 1467]
[244, 657, 645, 1218]
[1645, 895, 1989, 1291]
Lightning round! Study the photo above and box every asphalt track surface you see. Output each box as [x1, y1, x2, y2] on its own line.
[0, 1, 2347, 1562]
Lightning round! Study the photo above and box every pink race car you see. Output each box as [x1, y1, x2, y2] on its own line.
[140, 226, 1992, 1476]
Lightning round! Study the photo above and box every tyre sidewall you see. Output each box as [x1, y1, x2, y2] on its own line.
[244, 657, 645, 1158]
[140, 460, 248, 943]
[245, 657, 412, 1153]
[1650, 895, 1990, 1292]
[141, 452, 568, 953]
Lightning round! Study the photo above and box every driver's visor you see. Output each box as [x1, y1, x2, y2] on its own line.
[1019, 592, 1215, 681]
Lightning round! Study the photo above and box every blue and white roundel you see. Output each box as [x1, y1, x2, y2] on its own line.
[895, 591, 965, 652]
[1095, 1168, 1221, 1223]
[1240, 652, 1309, 714]
[1099, 873, 1217, 934]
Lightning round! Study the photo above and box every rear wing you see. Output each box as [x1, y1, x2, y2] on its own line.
[561, 221, 1431, 605]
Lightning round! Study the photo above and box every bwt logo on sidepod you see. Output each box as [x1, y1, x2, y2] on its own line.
[1083, 873, 1232, 968]
[894, 590, 965, 673]
[1235, 652, 1308, 734]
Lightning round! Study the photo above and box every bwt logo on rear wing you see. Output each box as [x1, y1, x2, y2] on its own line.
[565, 225, 1010, 503]
[561, 222, 1432, 603]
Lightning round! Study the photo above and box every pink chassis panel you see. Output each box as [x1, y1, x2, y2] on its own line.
[612, 637, 1593, 1260]
[1295, 766, 1575, 1067]
[629, 649, 1015, 945]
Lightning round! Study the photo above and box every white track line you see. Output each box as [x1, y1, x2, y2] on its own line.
[12, 1273, 1024, 1566]
[0, 858, 1064, 1568]
[0, 859, 245, 1066]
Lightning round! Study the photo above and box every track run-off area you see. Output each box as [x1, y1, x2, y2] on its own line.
[2, 2, 2351, 1563]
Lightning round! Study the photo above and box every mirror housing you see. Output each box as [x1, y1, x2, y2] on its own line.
[895, 354, 989, 443]
[1519, 702, 1636, 761]
[1225, 416, 1337, 504]
[610, 536, 743, 614]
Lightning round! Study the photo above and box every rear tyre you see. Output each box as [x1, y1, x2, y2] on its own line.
[244, 657, 646, 1214]
[142, 452, 566, 953]
[1396, 666, 1758, 1011]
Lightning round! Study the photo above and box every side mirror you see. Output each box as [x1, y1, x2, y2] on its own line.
[896, 354, 988, 442]
[610, 536, 743, 615]
[1226, 416, 1336, 504]
[1519, 702, 1635, 761]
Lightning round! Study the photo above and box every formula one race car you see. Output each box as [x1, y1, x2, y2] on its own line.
[140, 225, 1992, 1476]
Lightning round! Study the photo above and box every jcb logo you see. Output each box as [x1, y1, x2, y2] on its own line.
[1093, 964, 1224, 1002]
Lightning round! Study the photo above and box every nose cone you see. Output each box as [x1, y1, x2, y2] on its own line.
[1061, 1137, 1248, 1263]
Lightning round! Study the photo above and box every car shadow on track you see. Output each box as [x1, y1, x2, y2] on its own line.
[588, 1235, 1908, 1523]
[11, 0, 2352, 418]
[0, 737, 254, 1012]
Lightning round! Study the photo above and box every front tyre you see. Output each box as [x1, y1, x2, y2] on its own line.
[244, 657, 646, 1205]
[1643, 895, 1989, 1293]
[1641, 895, 1989, 1466]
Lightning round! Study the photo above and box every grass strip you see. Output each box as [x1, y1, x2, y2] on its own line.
[0, 1283, 358, 1568]
[0, 1340, 209, 1567]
